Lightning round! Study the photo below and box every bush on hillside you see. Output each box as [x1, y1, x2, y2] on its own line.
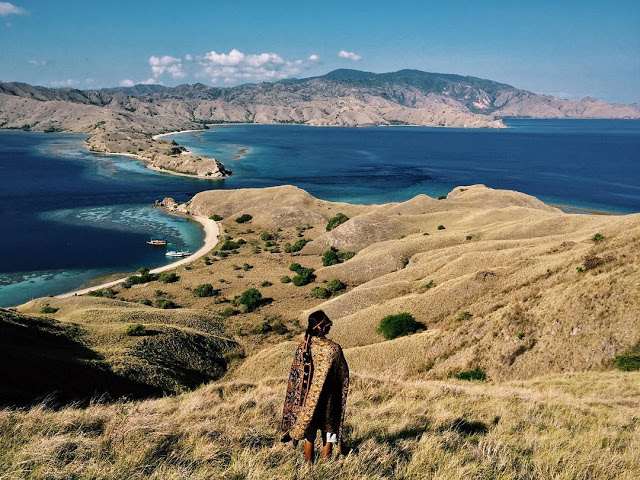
[237, 288, 262, 312]
[326, 213, 349, 231]
[235, 214, 252, 223]
[125, 324, 147, 336]
[377, 313, 419, 340]
[192, 284, 220, 298]
[322, 246, 356, 266]
[209, 214, 223, 221]
[124, 267, 158, 287]
[449, 369, 487, 381]
[457, 311, 473, 321]
[156, 299, 178, 309]
[326, 278, 346, 293]
[158, 272, 179, 283]
[591, 233, 605, 243]
[613, 342, 640, 371]
[40, 304, 58, 314]
[292, 268, 316, 287]
[280, 276, 291, 283]
[311, 287, 331, 299]
[284, 238, 311, 253]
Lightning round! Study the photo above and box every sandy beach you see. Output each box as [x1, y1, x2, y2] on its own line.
[55, 216, 220, 298]
[152, 129, 206, 140]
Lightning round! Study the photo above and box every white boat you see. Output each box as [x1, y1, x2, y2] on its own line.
[165, 250, 192, 258]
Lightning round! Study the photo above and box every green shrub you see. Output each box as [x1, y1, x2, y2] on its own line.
[272, 321, 290, 335]
[280, 276, 291, 283]
[289, 262, 302, 272]
[220, 240, 241, 251]
[138, 298, 152, 306]
[326, 278, 346, 293]
[322, 247, 356, 266]
[40, 304, 58, 314]
[252, 246, 261, 254]
[311, 287, 331, 299]
[423, 280, 435, 289]
[125, 324, 147, 336]
[292, 268, 316, 286]
[210, 214, 223, 221]
[457, 311, 473, 321]
[437, 195, 447, 200]
[156, 299, 178, 309]
[237, 288, 262, 312]
[322, 249, 340, 266]
[242, 263, 252, 271]
[192, 284, 220, 298]
[124, 267, 158, 287]
[437, 225, 446, 230]
[87, 287, 117, 298]
[260, 232, 273, 241]
[284, 238, 311, 253]
[235, 213, 252, 223]
[613, 342, 640, 371]
[591, 233, 605, 243]
[449, 369, 487, 381]
[158, 272, 179, 283]
[326, 213, 349, 231]
[261, 281, 273, 287]
[377, 313, 419, 340]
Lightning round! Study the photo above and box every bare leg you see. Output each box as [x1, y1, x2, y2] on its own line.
[322, 441, 333, 459]
[304, 440, 314, 464]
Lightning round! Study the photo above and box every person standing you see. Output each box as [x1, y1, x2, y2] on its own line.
[280, 310, 349, 463]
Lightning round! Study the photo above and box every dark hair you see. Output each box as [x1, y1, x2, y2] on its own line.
[297, 311, 331, 407]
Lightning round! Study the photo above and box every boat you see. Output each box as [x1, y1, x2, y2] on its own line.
[147, 238, 168, 246]
[165, 250, 192, 257]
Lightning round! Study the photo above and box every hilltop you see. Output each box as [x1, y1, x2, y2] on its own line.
[2, 184, 639, 478]
[1, 69, 639, 178]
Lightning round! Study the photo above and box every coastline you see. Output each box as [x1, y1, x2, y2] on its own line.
[54, 215, 220, 299]
[152, 129, 207, 140]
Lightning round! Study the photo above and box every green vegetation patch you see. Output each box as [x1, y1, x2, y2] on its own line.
[235, 213, 253, 224]
[124, 267, 158, 288]
[40, 304, 59, 314]
[209, 214, 223, 221]
[236, 288, 262, 312]
[326, 213, 349, 231]
[322, 246, 356, 266]
[158, 272, 179, 283]
[449, 369, 487, 381]
[155, 299, 178, 309]
[457, 311, 473, 321]
[87, 287, 117, 298]
[613, 342, 640, 371]
[284, 238, 311, 253]
[192, 284, 220, 298]
[125, 323, 148, 336]
[591, 233, 605, 243]
[377, 312, 420, 340]
[311, 287, 331, 299]
[288, 264, 316, 286]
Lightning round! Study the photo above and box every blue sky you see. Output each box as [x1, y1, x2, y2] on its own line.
[0, 0, 638, 103]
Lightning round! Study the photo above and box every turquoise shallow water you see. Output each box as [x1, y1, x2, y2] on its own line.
[171, 119, 640, 213]
[1, 119, 638, 306]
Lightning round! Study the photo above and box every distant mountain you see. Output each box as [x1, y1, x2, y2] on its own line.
[1, 70, 638, 136]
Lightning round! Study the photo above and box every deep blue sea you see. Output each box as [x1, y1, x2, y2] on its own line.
[1, 119, 639, 306]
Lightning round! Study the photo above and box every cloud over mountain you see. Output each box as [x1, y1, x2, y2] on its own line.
[338, 50, 361, 61]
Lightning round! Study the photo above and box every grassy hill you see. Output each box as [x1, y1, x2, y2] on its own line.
[2, 184, 639, 478]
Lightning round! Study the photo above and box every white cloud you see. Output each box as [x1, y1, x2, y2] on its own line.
[140, 77, 158, 85]
[308, 54, 319, 62]
[185, 53, 193, 61]
[0, 2, 26, 17]
[28, 58, 47, 67]
[51, 79, 76, 88]
[196, 48, 316, 84]
[119, 79, 135, 87]
[148, 55, 186, 79]
[338, 50, 361, 61]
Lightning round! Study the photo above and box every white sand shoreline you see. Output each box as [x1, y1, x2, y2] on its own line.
[55, 215, 219, 298]
[152, 129, 206, 140]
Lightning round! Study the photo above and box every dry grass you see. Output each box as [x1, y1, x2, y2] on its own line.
[1, 371, 638, 479]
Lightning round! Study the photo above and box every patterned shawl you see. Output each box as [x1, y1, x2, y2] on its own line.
[280, 337, 349, 443]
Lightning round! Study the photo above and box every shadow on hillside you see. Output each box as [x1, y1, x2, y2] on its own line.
[342, 417, 490, 454]
[0, 310, 163, 408]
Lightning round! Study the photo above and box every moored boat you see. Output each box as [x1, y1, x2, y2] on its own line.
[147, 238, 168, 246]
[165, 250, 192, 257]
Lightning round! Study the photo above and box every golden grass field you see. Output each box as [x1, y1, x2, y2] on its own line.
[3, 184, 640, 478]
